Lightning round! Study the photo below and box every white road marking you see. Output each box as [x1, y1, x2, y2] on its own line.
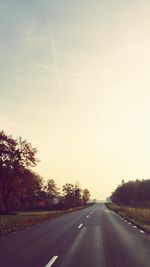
[133, 225, 137, 228]
[140, 230, 145, 233]
[128, 222, 131, 225]
[89, 208, 96, 215]
[78, 223, 83, 229]
[86, 215, 89, 218]
[45, 256, 58, 267]
[105, 210, 110, 213]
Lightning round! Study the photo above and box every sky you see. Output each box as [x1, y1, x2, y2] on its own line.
[1, 0, 150, 199]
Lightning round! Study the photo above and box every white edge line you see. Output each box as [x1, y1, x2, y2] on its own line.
[45, 256, 58, 267]
[119, 216, 146, 234]
[78, 223, 83, 229]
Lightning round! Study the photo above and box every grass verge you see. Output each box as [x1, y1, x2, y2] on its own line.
[105, 203, 150, 234]
[0, 206, 86, 236]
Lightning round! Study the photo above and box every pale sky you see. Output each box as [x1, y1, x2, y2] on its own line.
[1, 0, 150, 199]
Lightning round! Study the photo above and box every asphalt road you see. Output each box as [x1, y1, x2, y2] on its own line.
[0, 204, 150, 267]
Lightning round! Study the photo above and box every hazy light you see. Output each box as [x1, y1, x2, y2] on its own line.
[1, 0, 150, 198]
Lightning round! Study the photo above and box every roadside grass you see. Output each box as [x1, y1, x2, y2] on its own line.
[0, 206, 86, 236]
[106, 203, 150, 233]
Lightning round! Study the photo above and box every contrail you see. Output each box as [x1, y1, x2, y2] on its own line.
[46, 17, 62, 88]
[44, 10, 66, 117]
[28, 60, 84, 79]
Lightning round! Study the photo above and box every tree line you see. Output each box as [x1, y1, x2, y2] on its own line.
[0, 131, 90, 212]
[110, 179, 150, 207]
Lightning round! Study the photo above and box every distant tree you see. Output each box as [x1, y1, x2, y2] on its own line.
[82, 189, 90, 205]
[74, 184, 82, 207]
[62, 183, 91, 208]
[44, 179, 59, 206]
[19, 171, 43, 209]
[0, 131, 39, 212]
[106, 197, 111, 203]
[62, 183, 75, 208]
[110, 179, 150, 207]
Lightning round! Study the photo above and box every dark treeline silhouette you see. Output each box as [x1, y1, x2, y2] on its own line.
[0, 131, 90, 213]
[110, 179, 150, 207]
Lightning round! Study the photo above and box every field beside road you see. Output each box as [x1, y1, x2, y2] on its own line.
[0, 207, 86, 236]
[106, 203, 150, 233]
[0, 204, 150, 267]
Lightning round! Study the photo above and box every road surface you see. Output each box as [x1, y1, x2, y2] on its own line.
[0, 204, 149, 267]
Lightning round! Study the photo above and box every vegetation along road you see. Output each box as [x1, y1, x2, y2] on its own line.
[0, 204, 149, 267]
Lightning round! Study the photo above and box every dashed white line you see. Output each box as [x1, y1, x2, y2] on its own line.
[78, 223, 83, 229]
[86, 215, 89, 218]
[89, 209, 96, 215]
[140, 230, 145, 234]
[45, 256, 58, 267]
[133, 225, 137, 228]
[12, 231, 16, 235]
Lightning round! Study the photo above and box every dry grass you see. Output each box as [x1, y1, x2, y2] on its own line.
[0, 210, 65, 236]
[0, 206, 86, 236]
[106, 203, 150, 233]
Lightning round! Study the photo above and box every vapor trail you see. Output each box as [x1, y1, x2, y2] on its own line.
[28, 60, 84, 79]
[44, 14, 67, 119]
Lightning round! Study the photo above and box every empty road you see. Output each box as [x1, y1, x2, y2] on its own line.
[0, 204, 149, 267]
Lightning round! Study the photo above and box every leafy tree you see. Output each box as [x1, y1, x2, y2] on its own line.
[82, 189, 90, 205]
[62, 183, 91, 208]
[110, 179, 150, 207]
[44, 179, 59, 206]
[0, 130, 92, 211]
[74, 184, 82, 207]
[0, 131, 38, 211]
[62, 183, 75, 208]
[19, 171, 43, 209]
